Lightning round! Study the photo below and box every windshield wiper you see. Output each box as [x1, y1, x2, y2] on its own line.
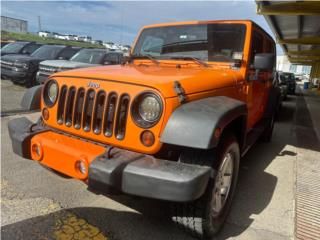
[169, 56, 210, 68]
[130, 54, 160, 66]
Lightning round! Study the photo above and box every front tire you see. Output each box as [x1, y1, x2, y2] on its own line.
[173, 133, 240, 239]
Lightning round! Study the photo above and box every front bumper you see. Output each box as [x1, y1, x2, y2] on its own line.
[1, 66, 31, 83]
[8, 117, 211, 202]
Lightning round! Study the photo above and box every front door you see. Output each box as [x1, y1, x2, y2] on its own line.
[246, 30, 271, 129]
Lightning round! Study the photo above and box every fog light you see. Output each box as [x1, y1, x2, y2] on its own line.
[31, 142, 43, 160]
[75, 160, 87, 175]
[42, 108, 49, 120]
[140, 130, 155, 147]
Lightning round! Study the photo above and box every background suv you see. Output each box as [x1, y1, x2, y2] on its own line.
[36, 49, 123, 84]
[1, 45, 81, 87]
[278, 71, 296, 95]
[0, 41, 42, 56]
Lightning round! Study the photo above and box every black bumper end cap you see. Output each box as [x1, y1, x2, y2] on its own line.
[8, 117, 34, 158]
[88, 151, 211, 202]
[122, 158, 211, 202]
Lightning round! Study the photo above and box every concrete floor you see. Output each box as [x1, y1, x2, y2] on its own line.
[1, 82, 318, 240]
[1, 80, 26, 112]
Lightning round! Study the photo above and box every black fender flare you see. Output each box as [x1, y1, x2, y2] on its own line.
[160, 96, 247, 149]
[20, 85, 42, 111]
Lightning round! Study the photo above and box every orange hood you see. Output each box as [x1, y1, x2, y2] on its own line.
[52, 63, 242, 98]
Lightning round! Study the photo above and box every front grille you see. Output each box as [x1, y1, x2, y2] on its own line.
[39, 65, 72, 75]
[1, 60, 15, 70]
[56, 86, 130, 140]
[1, 60, 14, 66]
[39, 65, 59, 74]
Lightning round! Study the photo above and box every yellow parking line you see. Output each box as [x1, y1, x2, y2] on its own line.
[53, 211, 108, 240]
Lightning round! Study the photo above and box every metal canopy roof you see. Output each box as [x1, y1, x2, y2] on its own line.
[256, 1, 320, 65]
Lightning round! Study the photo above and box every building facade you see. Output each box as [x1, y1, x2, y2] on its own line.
[1, 16, 28, 33]
[277, 55, 311, 75]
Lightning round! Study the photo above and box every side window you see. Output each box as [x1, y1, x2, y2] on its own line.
[250, 31, 263, 64]
[104, 53, 120, 64]
[265, 38, 275, 54]
[22, 43, 41, 54]
[59, 48, 79, 60]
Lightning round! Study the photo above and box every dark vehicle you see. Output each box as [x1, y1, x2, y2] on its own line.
[0, 41, 42, 56]
[278, 72, 296, 95]
[275, 71, 288, 101]
[36, 49, 123, 84]
[1, 40, 14, 48]
[1, 45, 81, 87]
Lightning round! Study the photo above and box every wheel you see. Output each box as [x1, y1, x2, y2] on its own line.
[173, 133, 240, 239]
[260, 113, 275, 142]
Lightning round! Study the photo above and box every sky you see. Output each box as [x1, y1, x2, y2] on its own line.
[1, 1, 282, 53]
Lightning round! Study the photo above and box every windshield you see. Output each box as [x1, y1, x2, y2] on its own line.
[133, 23, 246, 62]
[1, 42, 27, 53]
[70, 49, 106, 64]
[31, 45, 64, 59]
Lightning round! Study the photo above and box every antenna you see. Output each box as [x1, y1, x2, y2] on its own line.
[38, 16, 42, 32]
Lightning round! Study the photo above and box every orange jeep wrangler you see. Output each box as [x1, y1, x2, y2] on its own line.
[8, 20, 279, 238]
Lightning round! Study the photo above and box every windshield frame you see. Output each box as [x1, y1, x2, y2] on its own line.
[132, 23, 247, 63]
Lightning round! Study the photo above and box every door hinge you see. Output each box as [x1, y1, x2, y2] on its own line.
[174, 81, 186, 104]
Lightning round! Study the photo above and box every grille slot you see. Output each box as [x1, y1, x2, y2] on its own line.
[115, 94, 130, 140]
[73, 88, 85, 129]
[55, 85, 130, 140]
[65, 87, 76, 127]
[82, 89, 96, 132]
[57, 86, 67, 124]
[103, 93, 117, 137]
[92, 91, 106, 134]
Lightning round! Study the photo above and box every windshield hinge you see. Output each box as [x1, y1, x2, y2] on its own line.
[174, 81, 186, 104]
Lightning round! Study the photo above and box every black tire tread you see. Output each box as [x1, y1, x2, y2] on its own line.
[173, 133, 236, 239]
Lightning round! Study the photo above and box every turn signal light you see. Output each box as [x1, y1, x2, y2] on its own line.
[42, 108, 49, 120]
[140, 130, 155, 147]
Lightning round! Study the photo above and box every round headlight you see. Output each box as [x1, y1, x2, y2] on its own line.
[131, 92, 163, 128]
[139, 96, 161, 122]
[48, 82, 58, 102]
[44, 80, 59, 107]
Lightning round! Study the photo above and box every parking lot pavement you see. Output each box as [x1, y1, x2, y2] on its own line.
[1, 79, 27, 112]
[1, 94, 303, 240]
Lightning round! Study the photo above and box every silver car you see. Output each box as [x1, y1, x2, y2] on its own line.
[36, 49, 124, 84]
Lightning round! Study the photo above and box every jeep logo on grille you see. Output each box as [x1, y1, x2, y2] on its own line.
[87, 82, 100, 88]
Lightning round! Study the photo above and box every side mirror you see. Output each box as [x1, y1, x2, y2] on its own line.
[253, 53, 275, 70]
[58, 56, 65, 60]
[103, 61, 112, 65]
